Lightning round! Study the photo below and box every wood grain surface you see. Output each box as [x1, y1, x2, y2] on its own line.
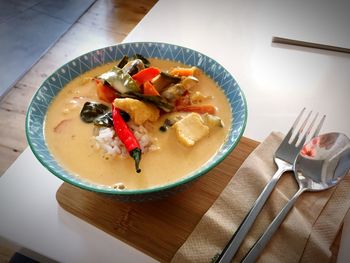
[56, 137, 259, 262]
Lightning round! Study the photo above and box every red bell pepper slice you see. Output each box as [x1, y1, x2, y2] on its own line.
[143, 81, 160, 96]
[132, 67, 160, 84]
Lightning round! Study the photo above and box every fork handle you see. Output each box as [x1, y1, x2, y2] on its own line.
[241, 187, 305, 263]
[216, 160, 291, 263]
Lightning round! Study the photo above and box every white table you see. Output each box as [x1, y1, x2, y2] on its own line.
[1, 0, 350, 262]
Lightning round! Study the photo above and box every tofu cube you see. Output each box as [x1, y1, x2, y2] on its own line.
[173, 113, 209, 147]
[113, 98, 160, 125]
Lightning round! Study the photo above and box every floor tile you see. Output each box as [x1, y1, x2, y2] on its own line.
[32, 0, 96, 24]
[5, 0, 42, 8]
[0, 0, 96, 98]
[0, 0, 28, 23]
[0, 9, 70, 98]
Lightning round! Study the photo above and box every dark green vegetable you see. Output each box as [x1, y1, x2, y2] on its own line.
[159, 118, 175, 132]
[161, 84, 186, 101]
[152, 72, 181, 92]
[159, 126, 167, 132]
[80, 102, 109, 123]
[161, 72, 182, 82]
[98, 66, 140, 94]
[116, 54, 150, 70]
[119, 110, 131, 122]
[93, 110, 131, 127]
[131, 54, 150, 68]
[202, 113, 224, 128]
[117, 55, 129, 68]
[93, 112, 113, 127]
[122, 59, 144, 76]
[130, 148, 142, 173]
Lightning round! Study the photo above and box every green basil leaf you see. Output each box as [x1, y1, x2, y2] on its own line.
[98, 66, 140, 94]
[80, 102, 109, 123]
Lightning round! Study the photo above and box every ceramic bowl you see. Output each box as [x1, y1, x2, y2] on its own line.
[26, 42, 247, 201]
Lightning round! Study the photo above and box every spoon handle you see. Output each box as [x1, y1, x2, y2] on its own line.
[216, 162, 291, 263]
[241, 187, 305, 263]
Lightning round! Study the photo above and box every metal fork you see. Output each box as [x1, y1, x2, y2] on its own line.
[216, 108, 326, 263]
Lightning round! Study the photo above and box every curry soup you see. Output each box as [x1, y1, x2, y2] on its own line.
[44, 58, 232, 190]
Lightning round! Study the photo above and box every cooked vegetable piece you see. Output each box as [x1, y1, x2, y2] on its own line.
[113, 98, 160, 125]
[98, 66, 140, 94]
[175, 105, 216, 114]
[159, 118, 177, 132]
[159, 126, 167, 132]
[181, 76, 199, 90]
[161, 84, 186, 101]
[151, 72, 181, 92]
[132, 67, 160, 84]
[80, 102, 109, 123]
[170, 66, 200, 77]
[122, 59, 144, 76]
[175, 93, 191, 107]
[92, 110, 131, 127]
[120, 92, 174, 112]
[143, 81, 160, 96]
[131, 54, 150, 68]
[117, 55, 129, 68]
[93, 112, 113, 127]
[112, 106, 142, 173]
[173, 113, 209, 147]
[190, 91, 212, 103]
[202, 113, 224, 128]
[119, 110, 131, 122]
[95, 80, 117, 103]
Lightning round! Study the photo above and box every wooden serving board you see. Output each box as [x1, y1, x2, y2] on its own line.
[56, 137, 259, 262]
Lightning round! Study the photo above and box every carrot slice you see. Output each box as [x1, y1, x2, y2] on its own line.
[170, 67, 198, 77]
[132, 67, 160, 84]
[175, 105, 216, 114]
[143, 81, 160, 96]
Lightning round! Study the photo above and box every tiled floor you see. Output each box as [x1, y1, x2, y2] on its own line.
[0, 0, 96, 98]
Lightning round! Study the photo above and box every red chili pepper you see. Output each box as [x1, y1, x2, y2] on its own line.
[112, 105, 141, 173]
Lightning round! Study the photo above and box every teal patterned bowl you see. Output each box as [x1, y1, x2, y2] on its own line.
[26, 42, 247, 201]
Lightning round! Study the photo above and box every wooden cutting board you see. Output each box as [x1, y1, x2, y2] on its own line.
[56, 137, 259, 262]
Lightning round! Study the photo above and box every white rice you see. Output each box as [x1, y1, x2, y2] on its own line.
[94, 123, 158, 158]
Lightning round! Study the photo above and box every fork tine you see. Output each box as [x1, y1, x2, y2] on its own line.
[306, 112, 319, 135]
[284, 107, 306, 143]
[298, 113, 326, 147]
[298, 112, 318, 146]
[315, 115, 326, 137]
[291, 110, 312, 145]
[311, 114, 326, 138]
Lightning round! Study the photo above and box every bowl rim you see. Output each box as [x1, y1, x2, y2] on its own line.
[26, 41, 248, 195]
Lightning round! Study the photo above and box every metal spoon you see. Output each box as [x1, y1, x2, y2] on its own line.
[242, 132, 350, 262]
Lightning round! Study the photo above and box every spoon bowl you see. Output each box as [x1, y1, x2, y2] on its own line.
[295, 132, 350, 191]
[242, 132, 350, 262]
